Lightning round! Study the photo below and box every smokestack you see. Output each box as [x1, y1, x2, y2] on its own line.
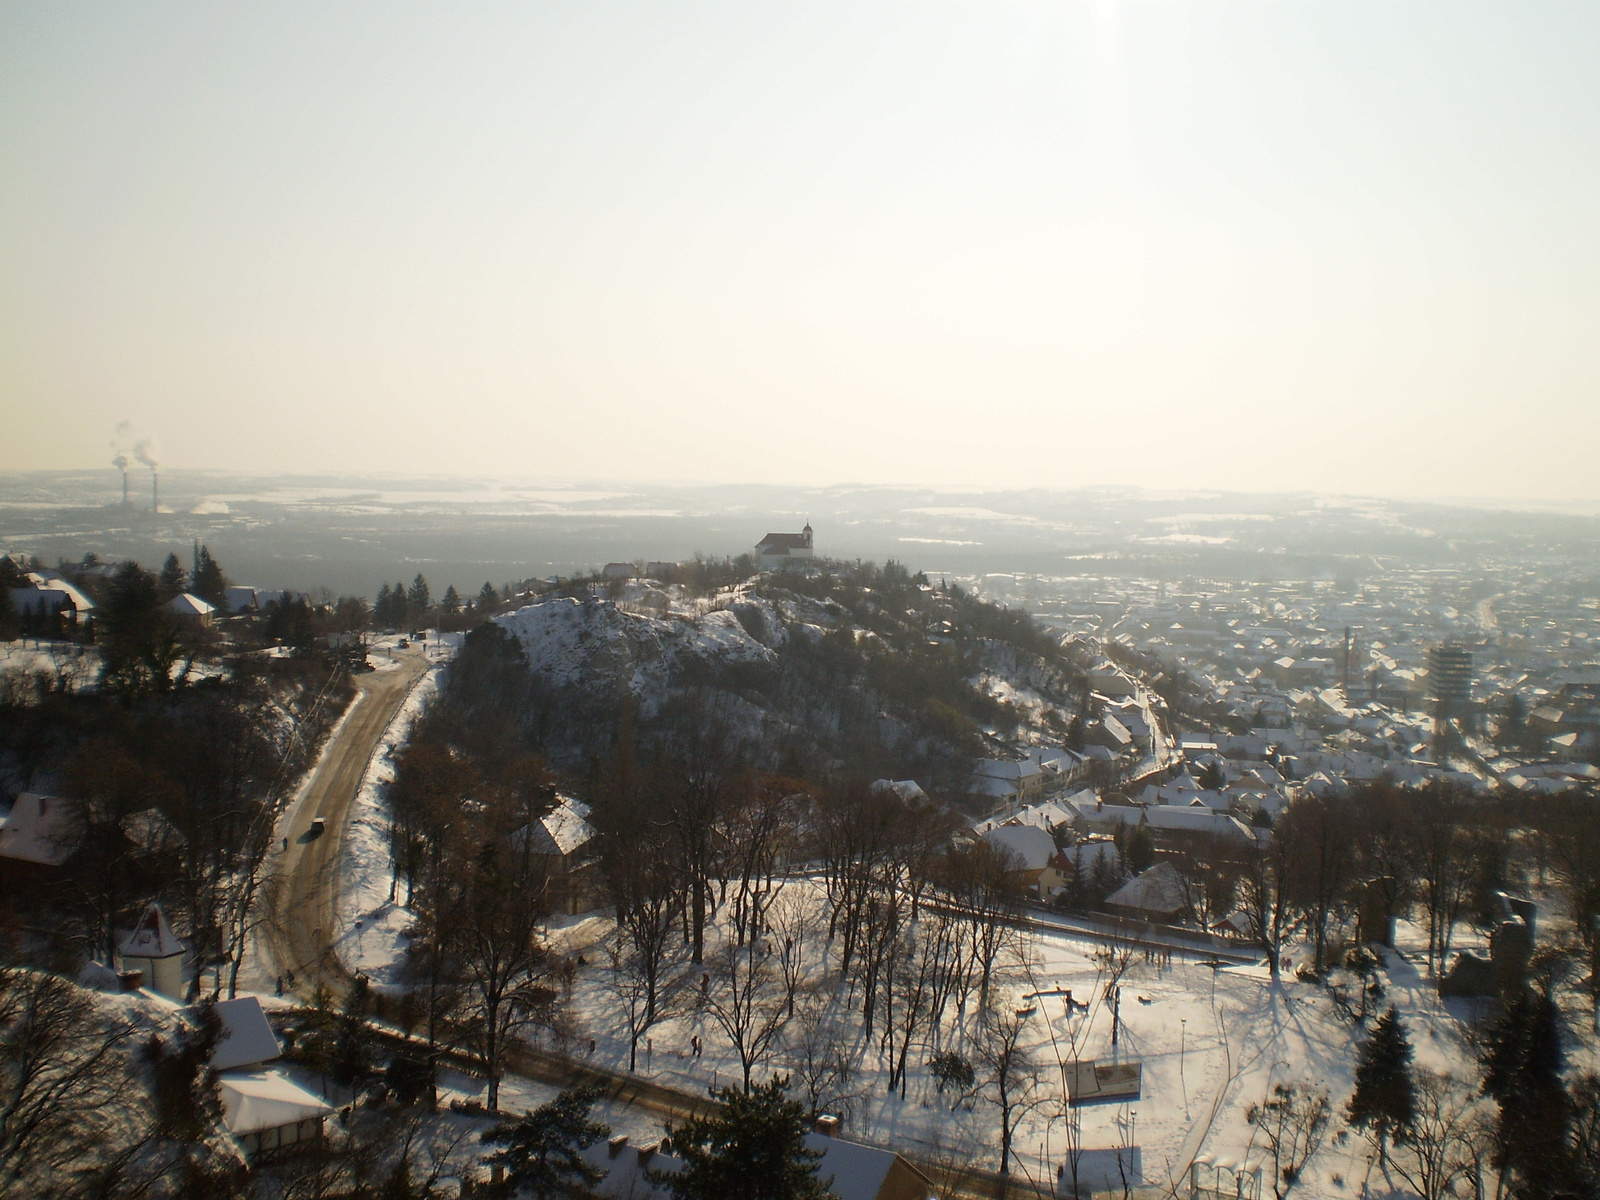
[110, 452, 131, 506]
[133, 437, 160, 514]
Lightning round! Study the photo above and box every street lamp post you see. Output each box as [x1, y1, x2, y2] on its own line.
[1180, 1017, 1188, 1114]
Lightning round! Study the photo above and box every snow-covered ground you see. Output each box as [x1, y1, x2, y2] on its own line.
[529, 888, 1572, 1198]
[319, 832, 1600, 1197]
[494, 593, 777, 719]
[334, 634, 463, 986]
[0, 637, 99, 690]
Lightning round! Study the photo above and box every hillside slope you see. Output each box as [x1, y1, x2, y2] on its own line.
[481, 562, 1086, 797]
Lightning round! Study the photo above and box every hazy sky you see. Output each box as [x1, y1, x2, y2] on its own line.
[3, 3, 1598, 500]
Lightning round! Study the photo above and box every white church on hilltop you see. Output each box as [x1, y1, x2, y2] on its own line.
[755, 523, 813, 570]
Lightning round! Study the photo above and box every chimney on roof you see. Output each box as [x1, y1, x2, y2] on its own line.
[814, 1115, 840, 1137]
[607, 1135, 629, 1159]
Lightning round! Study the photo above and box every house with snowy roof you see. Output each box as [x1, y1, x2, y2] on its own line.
[220, 1072, 334, 1162]
[8, 572, 95, 621]
[755, 524, 814, 570]
[971, 757, 1045, 808]
[871, 779, 929, 804]
[1105, 862, 1188, 922]
[511, 794, 600, 914]
[164, 592, 217, 627]
[190, 994, 336, 1161]
[0, 792, 81, 867]
[981, 823, 1066, 896]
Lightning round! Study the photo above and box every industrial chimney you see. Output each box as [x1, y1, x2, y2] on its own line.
[152, 470, 159, 514]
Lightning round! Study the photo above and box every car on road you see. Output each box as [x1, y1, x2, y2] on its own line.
[309, 816, 327, 837]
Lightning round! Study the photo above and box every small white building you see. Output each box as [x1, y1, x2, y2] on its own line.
[117, 904, 186, 999]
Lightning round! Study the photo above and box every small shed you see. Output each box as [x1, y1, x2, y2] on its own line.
[117, 904, 186, 999]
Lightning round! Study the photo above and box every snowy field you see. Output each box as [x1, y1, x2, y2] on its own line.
[324, 870, 1599, 1199]
[0, 637, 99, 690]
[527, 891, 1506, 1197]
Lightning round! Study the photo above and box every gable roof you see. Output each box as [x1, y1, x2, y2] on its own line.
[165, 592, 216, 616]
[118, 904, 185, 959]
[219, 1070, 333, 1135]
[512, 795, 597, 858]
[1107, 862, 1187, 917]
[0, 793, 80, 865]
[211, 997, 282, 1070]
[756, 532, 810, 552]
[983, 823, 1056, 872]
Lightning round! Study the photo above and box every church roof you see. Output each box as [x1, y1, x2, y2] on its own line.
[756, 532, 810, 552]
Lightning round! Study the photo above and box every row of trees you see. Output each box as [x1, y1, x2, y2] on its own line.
[374, 576, 508, 632]
[1132, 782, 1588, 979]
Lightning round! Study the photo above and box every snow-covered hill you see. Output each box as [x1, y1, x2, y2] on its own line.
[475, 568, 1087, 794]
[495, 593, 777, 719]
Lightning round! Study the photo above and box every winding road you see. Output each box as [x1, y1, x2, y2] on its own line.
[269, 648, 429, 999]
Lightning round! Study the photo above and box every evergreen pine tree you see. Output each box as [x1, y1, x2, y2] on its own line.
[158, 552, 188, 601]
[1125, 825, 1155, 875]
[394, 580, 408, 627]
[407, 574, 432, 623]
[192, 545, 228, 605]
[479, 581, 500, 609]
[0, 574, 14, 639]
[480, 1085, 611, 1200]
[441, 585, 462, 615]
[1483, 987, 1579, 1197]
[375, 583, 393, 627]
[1346, 1005, 1415, 1165]
[654, 1077, 830, 1200]
[331, 975, 375, 1091]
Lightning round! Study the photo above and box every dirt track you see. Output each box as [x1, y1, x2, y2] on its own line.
[269, 650, 428, 999]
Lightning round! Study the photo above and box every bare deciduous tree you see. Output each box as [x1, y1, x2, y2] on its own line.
[1386, 1070, 1482, 1200]
[974, 1004, 1045, 1177]
[1246, 1082, 1331, 1200]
